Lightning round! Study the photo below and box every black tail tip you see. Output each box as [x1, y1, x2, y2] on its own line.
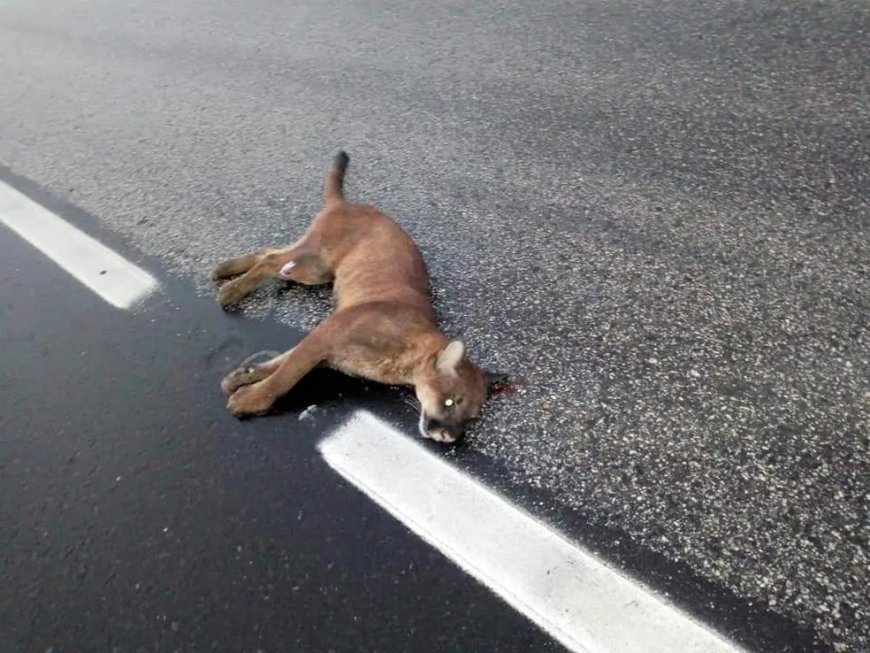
[335, 150, 349, 169]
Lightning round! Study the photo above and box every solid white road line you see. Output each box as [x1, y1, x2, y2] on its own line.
[320, 411, 746, 653]
[0, 181, 158, 309]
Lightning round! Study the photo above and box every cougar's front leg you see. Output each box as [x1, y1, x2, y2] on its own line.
[221, 349, 294, 395]
[227, 331, 329, 417]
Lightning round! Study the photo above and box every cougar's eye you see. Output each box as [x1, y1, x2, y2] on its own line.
[444, 398, 454, 407]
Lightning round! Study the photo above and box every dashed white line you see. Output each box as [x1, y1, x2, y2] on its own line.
[0, 180, 158, 309]
[320, 411, 746, 653]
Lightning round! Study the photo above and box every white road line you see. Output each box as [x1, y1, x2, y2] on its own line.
[320, 411, 746, 653]
[0, 181, 158, 309]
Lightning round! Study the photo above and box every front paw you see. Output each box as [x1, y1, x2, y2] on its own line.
[227, 385, 273, 417]
[218, 281, 247, 308]
[221, 366, 263, 394]
[222, 368, 251, 395]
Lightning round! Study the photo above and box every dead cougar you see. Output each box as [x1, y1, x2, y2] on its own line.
[213, 151, 490, 443]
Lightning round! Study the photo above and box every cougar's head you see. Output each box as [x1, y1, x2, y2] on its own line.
[414, 340, 487, 443]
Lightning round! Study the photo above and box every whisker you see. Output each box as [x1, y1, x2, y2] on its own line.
[402, 396, 422, 411]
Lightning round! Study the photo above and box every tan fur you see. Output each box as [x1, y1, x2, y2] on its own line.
[213, 152, 487, 443]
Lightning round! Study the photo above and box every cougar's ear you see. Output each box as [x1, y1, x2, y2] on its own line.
[435, 340, 465, 374]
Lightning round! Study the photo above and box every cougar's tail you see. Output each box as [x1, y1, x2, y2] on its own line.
[324, 150, 350, 205]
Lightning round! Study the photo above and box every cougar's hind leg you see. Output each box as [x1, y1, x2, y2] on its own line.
[273, 250, 332, 286]
[212, 250, 268, 280]
[217, 237, 330, 308]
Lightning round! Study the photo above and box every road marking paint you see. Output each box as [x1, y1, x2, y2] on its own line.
[320, 411, 745, 653]
[0, 181, 158, 309]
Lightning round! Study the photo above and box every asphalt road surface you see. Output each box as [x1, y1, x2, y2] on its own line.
[1, 0, 867, 651]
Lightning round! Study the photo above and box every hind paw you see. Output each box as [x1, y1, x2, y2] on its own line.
[218, 280, 248, 308]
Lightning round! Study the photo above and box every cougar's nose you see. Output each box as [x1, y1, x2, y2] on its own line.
[423, 416, 462, 443]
